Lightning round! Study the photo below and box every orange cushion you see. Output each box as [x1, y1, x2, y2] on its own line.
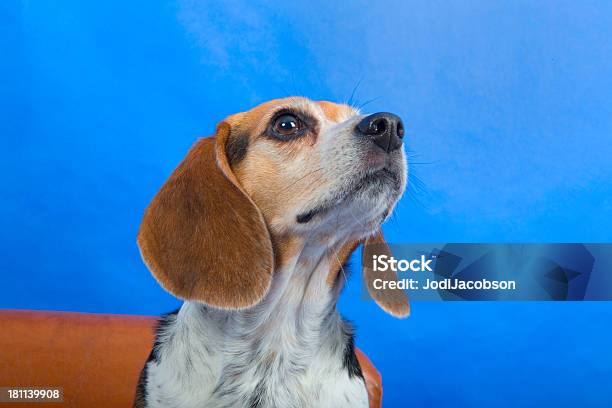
[0, 309, 381, 407]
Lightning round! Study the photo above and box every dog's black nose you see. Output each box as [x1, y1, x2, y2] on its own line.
[356, 112, 404, 153]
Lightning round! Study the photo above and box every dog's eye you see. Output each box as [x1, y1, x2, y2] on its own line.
[273, 114, 302, 137]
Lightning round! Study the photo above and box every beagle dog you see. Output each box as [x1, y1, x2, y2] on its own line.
[134, 97, 409, 408]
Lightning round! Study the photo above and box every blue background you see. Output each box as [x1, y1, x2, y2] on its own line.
[2, 1, 612, 406]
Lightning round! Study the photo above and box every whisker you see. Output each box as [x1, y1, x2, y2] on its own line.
[281, 167, 325, 194]
[347, 76, 364, 108]
[357, 96, 382, 110]
[406, 170, 432, 211]
[333, 210, 349, 286]
[348, 207, 370, 234]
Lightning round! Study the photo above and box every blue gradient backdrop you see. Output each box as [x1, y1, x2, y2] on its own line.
[2, 1, 612, 406]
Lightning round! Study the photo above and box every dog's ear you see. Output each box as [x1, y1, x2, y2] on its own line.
[137, 122, 274, 309]
[362, 230, 410, 318]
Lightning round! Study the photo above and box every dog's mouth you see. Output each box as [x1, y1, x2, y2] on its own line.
[296, 167, 402, 224]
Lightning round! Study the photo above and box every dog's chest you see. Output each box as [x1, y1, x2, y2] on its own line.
[144, 297, 368, 408]
[143, 257, 368, 408]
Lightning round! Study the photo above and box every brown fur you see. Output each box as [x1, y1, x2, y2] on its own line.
[230, 98, 325, 230]
[137, 124, 274, 309]
[317, 100, 355, 123]
[327, 240, 360, 287]
[138, 97, 408, 316]
[362, 231, 410, 318]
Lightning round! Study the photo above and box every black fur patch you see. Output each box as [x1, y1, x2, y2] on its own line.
[248, 381, 265, 408]
[133, 309, 180, 407]
[133, 368, 148, 408]
[226, 133, 249, 165]
[342, 323, 364, 380]
[296, 210, 316, 223]
[150, 308, 180, 362]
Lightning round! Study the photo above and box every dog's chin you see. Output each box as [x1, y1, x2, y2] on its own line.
[347, 174, 402, 226]
[295, 166, 404, 229]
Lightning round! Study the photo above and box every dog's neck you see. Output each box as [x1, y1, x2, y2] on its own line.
[187, 233, 351, 342]
[145, 234, 368, 408]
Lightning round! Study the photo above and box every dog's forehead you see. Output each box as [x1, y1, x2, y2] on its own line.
[316, 100, 358, 123]
[225, 97, 357, 131]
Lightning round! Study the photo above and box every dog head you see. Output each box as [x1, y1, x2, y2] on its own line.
[138, 97, 409, 316]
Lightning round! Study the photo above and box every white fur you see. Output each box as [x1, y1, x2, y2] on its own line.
[139, 99, 407, 407]
[143, 241, 369, 408]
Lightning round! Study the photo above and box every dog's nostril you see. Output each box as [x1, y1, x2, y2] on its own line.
[371, 118, 387, 135]
[397, 121, 404, 138]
